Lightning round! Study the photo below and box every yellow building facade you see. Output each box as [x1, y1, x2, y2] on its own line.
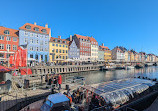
[104, 50, 112, 62]
[124, 51, 129, 61]
[129, 51, 134, 61]
[49, 36, 69, 63]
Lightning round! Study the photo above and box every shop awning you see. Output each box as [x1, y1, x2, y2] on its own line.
[0, 65, 11, 72]
[20, 68, 32, 75]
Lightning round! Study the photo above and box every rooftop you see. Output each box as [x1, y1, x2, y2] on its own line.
[19, 23, 50, 35]
[0, 26, 18, 37]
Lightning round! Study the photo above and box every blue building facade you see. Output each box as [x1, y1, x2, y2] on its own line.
[19, 23, 50, 63]
[68, 39, 80, 60]
[98, 50, 104, 60]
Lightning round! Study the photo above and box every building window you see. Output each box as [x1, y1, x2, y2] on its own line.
[30, 47, 33, 51]
[34, 27, 39, 32]
[36, 47, 39, 51]
[66, 56, 68, 59]
[63, 45, 65, 47]
[66, 45, 68, 48]
[45, 48, 48, 51]
[6, 44, 11, 50]
[0, 53, 4, 58]
[30, 33, 33, 37]
[7, 37, 11, 41]
[13, 37, 17, 42]
[25, 25, 31, 30]
[13, 45, 17, 50]
[24, 38, 27, 43]
[4, 30, 10, 35]
[56, 44, 58, 47]
[63, 50, 65, 53]
[45, 41, 47, 45]
[66, 50, 68, 53]
[59, 49, 61, 53]
[24, 31, 28, 36]
[40, 47, 43, 51]
[52, 49, 54, 52]
[36, 40, 39, 44]
[41, 55, 43, 60]
[56, 49, 58, 53]
[56, 56, 58, 59]
[45, 36, 47, 39]
[7, 54, 11, 58]
[30, 39, 33, 43]
[35, 55, 38, 60]
[42, 29, 47, 33]
[59, 45, 61, 47]
[40, 35, 43, 38]
[63, 56, 65, 59]
[0, 44, 4, 49]
[52, 44, 55, 46]
[30, 54, 33, 58]
[0, 36, 4, 40]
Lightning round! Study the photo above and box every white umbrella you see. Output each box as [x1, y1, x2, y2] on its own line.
[27, 58, 37, 61]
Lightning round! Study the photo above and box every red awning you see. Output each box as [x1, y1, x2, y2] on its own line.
[20, 68, 32, 75]
[0, 65, 11, 72]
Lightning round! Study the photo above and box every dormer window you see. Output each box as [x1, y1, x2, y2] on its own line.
[63, 41, 66, 44]
[41, 29, 47, 33]
[55, 39, 57, 42]
[25, 25, 31, 30]
[4, 30, 10, 35]
[34, 27, 39, 32]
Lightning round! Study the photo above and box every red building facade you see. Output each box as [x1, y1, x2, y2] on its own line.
[0, 26, 19, 60]
[73, 34, 91, 60]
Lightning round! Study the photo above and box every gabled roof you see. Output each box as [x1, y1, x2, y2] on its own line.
[0, 26, 18, 37]
[99, 46, 109, 50]
[19, 23, 50, 35]
[74, 34, 89, 40]
[50, 37, 69, 44]
[88, 37, 98, 44]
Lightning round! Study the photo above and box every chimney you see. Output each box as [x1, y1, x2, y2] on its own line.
[70, 35, 72, 41]
[34, 22, 37, 25]
[45, 23, 48, 28]
[58, 36, 61, 39]
[102, 43, 104, 46]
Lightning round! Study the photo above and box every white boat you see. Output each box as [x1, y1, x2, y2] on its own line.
[126, 66, 135, 70]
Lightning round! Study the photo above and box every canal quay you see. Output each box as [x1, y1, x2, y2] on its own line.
[0, 65, 158, 111]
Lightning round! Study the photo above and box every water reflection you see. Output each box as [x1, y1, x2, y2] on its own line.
[63, 66, 158, 85]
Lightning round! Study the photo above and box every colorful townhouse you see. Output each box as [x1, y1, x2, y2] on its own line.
[68, 35, 80, 60]
[19, 23, 51, 63]
[124, 51, 129, 62]
[98, 48, 104, 61]
[72, 34, 91, 61]
[133, 51, 139, 62]
[49, 36, 69, 63]
[139, 52, 146, 62]
[128, 50, 135, 62]
[88, 37, 98, 61]
[156, 56, 158, 62]
[112, 47, 125, 61]
[99, 44, 112, 62]
[0, 26, 19, 60]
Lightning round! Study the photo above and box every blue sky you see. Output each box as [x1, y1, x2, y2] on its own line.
[0, 0, 158, 55]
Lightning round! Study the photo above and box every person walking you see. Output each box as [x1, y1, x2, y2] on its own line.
[58, 74, 62, 90]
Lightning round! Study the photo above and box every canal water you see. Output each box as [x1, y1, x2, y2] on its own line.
[63, 66, 158, 85]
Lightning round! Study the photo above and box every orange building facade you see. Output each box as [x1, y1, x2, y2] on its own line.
[0, 26, 19, 60]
